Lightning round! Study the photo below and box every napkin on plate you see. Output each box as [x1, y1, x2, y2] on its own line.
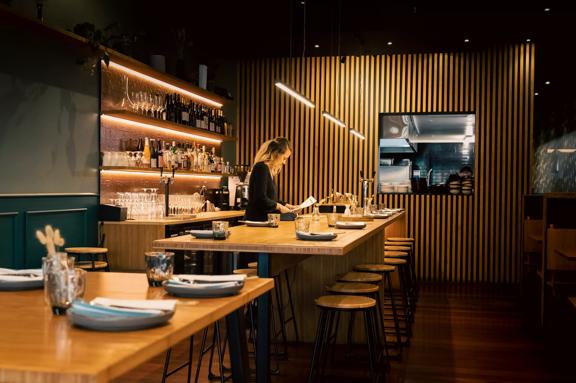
[0, 268, 43, 281]
[91, 297, 177, 312]
[167, 274, 246, 290]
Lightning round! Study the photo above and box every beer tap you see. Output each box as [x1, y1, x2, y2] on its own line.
[359, 170, 376, 209]
[160, 168, 175, 217]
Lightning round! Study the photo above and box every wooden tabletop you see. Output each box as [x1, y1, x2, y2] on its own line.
[102, 211, 245, 226]
[153, 212, 405, 256]
[0, 272, 273, 383]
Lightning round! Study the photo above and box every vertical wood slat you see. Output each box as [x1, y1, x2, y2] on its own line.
[238, 44, 534, 283]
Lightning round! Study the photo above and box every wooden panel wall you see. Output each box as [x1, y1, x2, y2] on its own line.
[237, 45, 534, 283]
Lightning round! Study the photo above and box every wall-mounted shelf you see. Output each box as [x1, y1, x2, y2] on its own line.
[101, 111, 235, 144]
[100, 167, 223, 179]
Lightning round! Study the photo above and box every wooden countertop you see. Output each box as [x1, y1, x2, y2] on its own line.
[153, 211, 405, 256]
[0, 272, 273, 383]
[102, 211, 245, 226]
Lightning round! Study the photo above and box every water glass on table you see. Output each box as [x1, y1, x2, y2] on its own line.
[294, 216, 311, 233]
[43, 254, 86, 315]
[268, 213, 280, 227]
[144, 252, 174, 287]
[212, 221, 229, 240]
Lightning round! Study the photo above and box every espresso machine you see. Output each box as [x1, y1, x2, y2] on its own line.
[234, 183, 249, 210]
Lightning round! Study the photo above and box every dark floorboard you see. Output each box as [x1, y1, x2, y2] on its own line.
[113, 283, 576, 382]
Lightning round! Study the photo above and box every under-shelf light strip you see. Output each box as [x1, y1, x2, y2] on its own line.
[349, 129, 365, 140]
[321, 111, 347, 128]
[101, 114, 223, 144]
[274, 82, 316, 108]
[108, 61, 223, 108]
[101, 169, 222, 180]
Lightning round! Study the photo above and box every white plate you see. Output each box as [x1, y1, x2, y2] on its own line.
[163, 280, 244, 298]
[240, 220, 273, 227]
[335, 221, 366, 229]
[296, 231, 337, 241]
[0, 269, 43, 291]
[187, 230, 231, 239]
[69, 302, 174, 331]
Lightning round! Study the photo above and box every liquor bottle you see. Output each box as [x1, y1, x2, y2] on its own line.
[143, 137, 151, 167]
[157, 140, 164, 168]
[150, 139, 158, 168]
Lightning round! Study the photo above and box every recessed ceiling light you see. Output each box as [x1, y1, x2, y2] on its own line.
[535, 92, 539, 96]
[526, 38, 531, 42]
[387, 41, 393, 45]
[545, 81, 551, 85]
[314, 44, 320, 48]
[464, 39, 470, 43]
[544, 7, 550, 12]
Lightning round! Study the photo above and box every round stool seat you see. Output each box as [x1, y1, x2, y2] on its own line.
[387, 237, 414, 242]
[77, 261, 108, 270]
[338, 272, 382, 283]
[233, 268, 257, 277]
[385, 241, 412, 247]
[315, 295, 376, 310]
[326, 282, 379, 294]
[354, 264, 396, 273]
[384, 250, 408, 258]
[383, 257, 407, 265]
[248, 262, 258, 269]
[385, 245, 411, 252]
[65, 247, 108, 254]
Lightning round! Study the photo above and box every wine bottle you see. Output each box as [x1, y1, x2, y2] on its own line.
[209, 109, 215, 132]
[143, 137, 151, 167]
[157, 140, 164, 168]
[150, 139, 158, 168]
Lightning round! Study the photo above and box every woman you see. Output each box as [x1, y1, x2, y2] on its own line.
[245, 137, 296, 221]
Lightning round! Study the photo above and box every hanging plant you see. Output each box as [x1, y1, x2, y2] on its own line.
[72, 22, 118, 75]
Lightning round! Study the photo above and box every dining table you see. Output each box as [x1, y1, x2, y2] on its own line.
[0, 272, 273, 383]
[153, 211, 407, 383]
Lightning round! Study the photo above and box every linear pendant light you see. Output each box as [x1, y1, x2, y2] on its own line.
[321, 111, 346, 127]
[349, 129, 365, 140]
[274, 82, 315, 108]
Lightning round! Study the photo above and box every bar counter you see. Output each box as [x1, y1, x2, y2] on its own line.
[102, 211, 245, 271]
[154, 211, 406, 342]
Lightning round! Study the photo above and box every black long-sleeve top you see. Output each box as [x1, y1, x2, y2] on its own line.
[245, 162, 280, 221]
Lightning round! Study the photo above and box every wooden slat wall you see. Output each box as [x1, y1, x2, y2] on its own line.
[237, 45, 534, 283]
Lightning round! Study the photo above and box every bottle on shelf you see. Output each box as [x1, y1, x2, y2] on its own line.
[150, 139, 158, 168]
[143, 137, 151, 167]
[157, 140, 164, 168]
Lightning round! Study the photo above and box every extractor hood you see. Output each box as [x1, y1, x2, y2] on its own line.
[379, 138, 417, 153]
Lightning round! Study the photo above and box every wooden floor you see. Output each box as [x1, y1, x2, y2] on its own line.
[114, 283, 576, 383]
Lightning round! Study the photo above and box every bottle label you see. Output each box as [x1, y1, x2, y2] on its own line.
[181, 111, 189, 122]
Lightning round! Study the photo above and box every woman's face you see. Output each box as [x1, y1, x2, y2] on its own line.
[272, 149, 291, 169]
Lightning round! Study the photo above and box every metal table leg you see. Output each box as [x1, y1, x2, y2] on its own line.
[257, 252, 271, 383]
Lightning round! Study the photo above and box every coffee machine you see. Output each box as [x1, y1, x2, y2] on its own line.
[206, 187, 230, 210]
[234, 183, 249, 210]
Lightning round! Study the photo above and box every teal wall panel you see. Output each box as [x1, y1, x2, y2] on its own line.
[0, 195, 98, 268]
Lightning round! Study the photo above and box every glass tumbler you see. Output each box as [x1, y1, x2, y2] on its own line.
[294, 216, 311, 233]
[144, 252, 175, 287]
[212, 221, 229, 240]
[267, 213, 281, 227]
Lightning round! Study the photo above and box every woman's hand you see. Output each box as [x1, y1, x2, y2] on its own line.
[285, 203, 299, 210]
[277, 203, 291, 214]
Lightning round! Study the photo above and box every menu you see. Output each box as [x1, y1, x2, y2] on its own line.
[290, 196, 317, 212]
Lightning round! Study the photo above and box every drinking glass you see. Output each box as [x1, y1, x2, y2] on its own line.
[327, 213, 340, 226]
[294, 216, 311, 233]
[267, 213, 281, 227]
[144, 252, 174, 287]
[212, 221, 229, 240]
[43, 254, 82, 315]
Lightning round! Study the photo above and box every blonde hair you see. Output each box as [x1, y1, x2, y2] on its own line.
[252, 137, 292, 176]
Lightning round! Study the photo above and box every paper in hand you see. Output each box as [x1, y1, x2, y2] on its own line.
[290, 196, 317, 212]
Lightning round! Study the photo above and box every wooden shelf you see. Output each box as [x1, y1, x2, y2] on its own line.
[100, 166, 224, 177]
[102, 111, 236, 143]
[528, 233, 543, 242]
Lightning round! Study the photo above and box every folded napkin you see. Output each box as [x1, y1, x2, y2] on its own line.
[167, 279, 242, 290]
[90, 297, 177, 313]
[71, 301, 163, 318]
[298, 231, 336, 236]
[0, 268, 43, 281]
[175, 274, 246, 283]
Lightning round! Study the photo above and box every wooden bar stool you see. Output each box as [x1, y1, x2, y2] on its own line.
[351, 265, 403, 350]
[65, 247, 109, 271]
[326, 282, 390, 364]
[385, 243, 418, 301]
[307, 295, 382, 383]
[383, 258, 414, 325]
[248, 262, 300, 358]
[387, 237, 414, 243]
[387, 237, 418, 295]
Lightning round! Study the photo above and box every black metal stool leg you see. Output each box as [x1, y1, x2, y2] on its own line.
[307, 309, 328, 383]
[284, 269, 300, 342]
[162, 336, 194, 383]
[384, 272, 402, 347]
